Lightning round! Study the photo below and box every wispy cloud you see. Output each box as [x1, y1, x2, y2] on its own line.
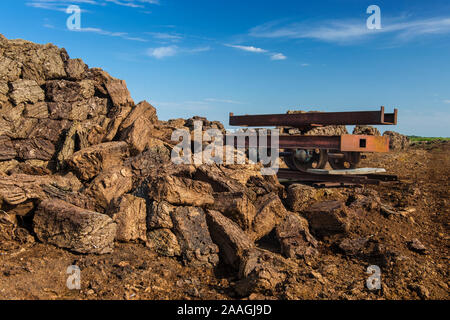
[27, 0, 96, 12]
[27, 0, 102, 11]
[146, 32, 183, 41]
[270, 53, 286, 60]
[105, 0, 159, 8]
[225, 44, 286, 61]
[36, 1, 149, 42]
[43, 24, 149, 42]
[147, 45, 211, 59]
[225, 44, 267, 53]
[249, 16, 450, 44]
[444, 100, 450, 104]
[81, 28, 147, 42]
[188, 46, 211, 53]
[301, 63, 310, 67]
[106, 0, 142, 8]
[147, 46, 178, 59]
[27, 0, 159, 11]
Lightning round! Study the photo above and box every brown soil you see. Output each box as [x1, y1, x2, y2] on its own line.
[0, 142, 448, 300]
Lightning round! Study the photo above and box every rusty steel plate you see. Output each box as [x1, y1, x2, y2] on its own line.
[340, 135, 390, 153]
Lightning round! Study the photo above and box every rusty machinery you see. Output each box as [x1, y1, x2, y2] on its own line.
[229, 107, 398, 173]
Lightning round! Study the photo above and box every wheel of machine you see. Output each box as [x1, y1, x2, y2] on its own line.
[329, 152, 361, 170]
[284, 148, 328, 172]
[282, 151, 297, 171]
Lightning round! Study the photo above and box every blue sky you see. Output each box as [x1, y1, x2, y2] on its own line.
[1, 0, 449, 136]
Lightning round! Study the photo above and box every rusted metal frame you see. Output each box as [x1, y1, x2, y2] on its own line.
[226, 135, 340, 149]
[278, 135, 341, 149]
[279, 134, 388, 153]
[364, 174, 398, 181]
[312, 182, 360, 188]
[227, 134, 389, 153]
[276, 169, 381, 185]
[229, 106, 397, 127]
[284, 134, 390, 153]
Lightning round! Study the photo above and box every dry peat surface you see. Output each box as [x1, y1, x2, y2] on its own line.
[0, 34, 448, 300]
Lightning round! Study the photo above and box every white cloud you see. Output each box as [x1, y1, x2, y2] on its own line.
[27, 0, 100, 11]
[27, 0, 159, 11]
[105, 0, 160, 8]
[249, 16, 450, 44]
[301, 63, 310, 67]
[225, 44, 268, 53]
[444, 100, 450, 104]
[74, 27, 148, 41]
[188, 46, 211, 53]
[106, 0, 143, 8]
[146, 32, 183, 41]
[270, 53, 286, 60]
[30, 1, 158, 42]
[137, 0, 159, 4]
[147, 46, 178, 59]
[225, 44, 286, 61]
[146, 45, 210, 59]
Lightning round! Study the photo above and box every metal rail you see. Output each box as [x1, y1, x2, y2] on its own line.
[230, 106, 397, 127]
[276, 168, 398, 185]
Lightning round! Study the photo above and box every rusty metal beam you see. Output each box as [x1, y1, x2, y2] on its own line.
[278, 134, 389, 152]
[229, 106, 397, 127]
[276, 169, 381, 185]
[228, 134, 390, 152]
[278, 135, 340, 149]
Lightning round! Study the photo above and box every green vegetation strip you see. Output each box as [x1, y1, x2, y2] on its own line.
[408, 136, 450, 142]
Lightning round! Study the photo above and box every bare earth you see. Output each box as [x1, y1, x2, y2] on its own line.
[1, 141, 448, 300]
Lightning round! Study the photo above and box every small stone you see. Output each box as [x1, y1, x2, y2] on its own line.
[286, 184, 319, 212]
[408, 239, 428, 254]
[339, 237, 369, 256]
[147, 201, 175, 230]
[146, 228, 181, 257]
[408, 284, 430, 299]
[304, 200, 351, 236]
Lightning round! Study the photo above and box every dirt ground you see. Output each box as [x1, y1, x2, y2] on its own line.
[0, 141, 448, 300]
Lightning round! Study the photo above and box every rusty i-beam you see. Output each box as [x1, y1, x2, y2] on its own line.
[246, 134, 390, 153]
[230, 106, 397, 127]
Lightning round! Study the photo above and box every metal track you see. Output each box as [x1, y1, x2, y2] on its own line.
[277, 168, 398, 186]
